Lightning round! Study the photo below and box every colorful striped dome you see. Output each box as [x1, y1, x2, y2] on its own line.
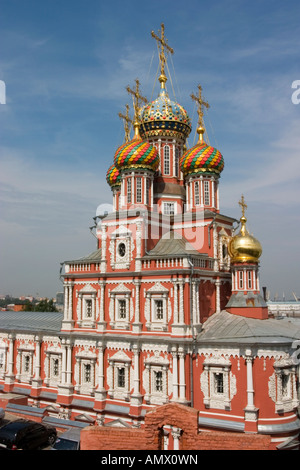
[106, 164, 121, 188]
[114, 136, 159, 172]
[180, 141, 224, 176]
[139, 89, 191, 141]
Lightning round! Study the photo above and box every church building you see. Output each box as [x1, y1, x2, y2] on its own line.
[0, 24, 300, 450]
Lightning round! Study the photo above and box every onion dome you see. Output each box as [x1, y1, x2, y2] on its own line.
[180, 127, 224, 176]
[139, 76, 191, 141]
[228, 197, 262, 264]
[106, 164, 121, 188]
[114, 123, 159, 172]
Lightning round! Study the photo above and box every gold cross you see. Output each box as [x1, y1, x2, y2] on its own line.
[151, 23, 174, 78]
[126, 79, 147, 123]
[239, 195, 248, 218]
[118, 104, 133, 143]
[191, 84, 210, 129]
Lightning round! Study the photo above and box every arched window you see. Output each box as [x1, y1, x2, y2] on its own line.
[164, 145, 170, 175]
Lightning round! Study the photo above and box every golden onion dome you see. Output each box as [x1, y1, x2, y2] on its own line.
[228, 197, 262, 264]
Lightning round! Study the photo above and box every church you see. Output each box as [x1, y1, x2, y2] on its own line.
[0, 24, 300, 451]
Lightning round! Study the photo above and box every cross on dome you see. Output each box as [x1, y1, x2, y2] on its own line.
[126, 79, 147, 125]
[191, 85, 210, 141]
[151, 23, 174, 88]
[118, 104, 133, 143]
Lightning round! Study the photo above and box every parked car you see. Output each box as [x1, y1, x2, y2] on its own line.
[0, 408, 4, 420]
[0, 419, 57, 450]
[52, 428, 81, 450]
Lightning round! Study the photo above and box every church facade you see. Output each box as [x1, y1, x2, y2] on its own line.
[0, 25, 300, 450]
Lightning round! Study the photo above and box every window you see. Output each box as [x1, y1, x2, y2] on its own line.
[127, 178, 132, 203]
[118, 242, 126, 258]
[214, 372, 224, 394]
[118, 299, 126, 319]
[85, 299, 92, 318]
[84, 364, 91, 383]
[204, 180, 210, 205]
[117, 367, 125, 388]
[195, 181, 200, 205]
[53, 358, 59, 377]
[146, 178, 150, 205]
[154, 370, 163, 392]
[163, 202, 175, 215]
[136, 177, 142, 203]
[247, 271, 252, 289]
[200, 356, 237, 410]
[155, 300, 164, 320]
[239, 271, 243, 289]
[164, 145, 170, 175]
[24, 355, 30, 373]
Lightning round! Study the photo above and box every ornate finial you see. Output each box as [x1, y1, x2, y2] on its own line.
[238, 194, 248, 218]
[151, 23, 174, 89]
[126, 79, 147, 124]
[118, 104, 133, 143]
[238, 195, 248, 235]
[191, 85, 210, 142]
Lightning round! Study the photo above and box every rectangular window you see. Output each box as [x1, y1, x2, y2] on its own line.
[84, 364, 91, 383]
[163, 202, 175, 215]
[154, 370, 163, 392]
[118, 299, 126, 319]
[127, 178, 132, 204]
[136, 177, 142, 203]
[146, 178, 150, 205]
[281, 374, 290, 398]
[24, 355, 30, 373]
[53, 358, 59, 377]
[164, 145, 170, 175]
[117, 367, 125, 388]
[195, 181, 200, 205]
[247, 271, 252, 289]
[85, 299, 92, 317]
[239, 271, 243, 289]
[204, 181, 210, 205]
[214, 372, 224, 394]
[155, 299, 164, 320]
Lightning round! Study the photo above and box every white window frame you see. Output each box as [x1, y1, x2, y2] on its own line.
[164, 145, 170, 175]
[108, 351, 132, 401]
[163, 202, 176, 216]
[270, 361, 299, 413]
[136, 177, 142, 203]
[201, 356, 236, 410]
[127, 178, 132, 204]
[195, 181, 200, 205]
[204, 180, 210, 205]
[144, 353, 170, 405]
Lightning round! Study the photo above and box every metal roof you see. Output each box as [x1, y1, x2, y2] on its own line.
[64, 248, 102, 264]
[198, 310, 300, 345]
[145, 231, 200, 257]
[0, 311, 63, 333]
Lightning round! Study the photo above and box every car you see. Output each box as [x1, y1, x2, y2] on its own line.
[0, 419, 57, 450]
[0, 408, 4, 420]
[52, 428, 81, 450]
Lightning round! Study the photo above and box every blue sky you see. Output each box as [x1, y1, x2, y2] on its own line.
[0, 0, 299, 299]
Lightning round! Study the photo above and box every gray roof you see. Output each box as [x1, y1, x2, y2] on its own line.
[64, 248, 102, 264]
[0, 311, 63, 333]
[145, 231, 201, 257]
[198, 310, 300, 345]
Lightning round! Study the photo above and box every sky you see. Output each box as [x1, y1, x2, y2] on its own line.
[0, 0, 299, 300]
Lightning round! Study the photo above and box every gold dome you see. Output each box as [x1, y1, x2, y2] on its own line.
[228, 197, 262, 264]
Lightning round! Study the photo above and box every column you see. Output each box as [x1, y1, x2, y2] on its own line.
[100, 225, 107, 273]
[66, 341, 72, 385]
[178, 348, 187, 403]
[97, 280, 106, 331]
[32, 336, 42, 388]
[244, 349, 258, 430]
[95, 344, 106, 402]
[172, 427, 182, 450]
[179, 280, 184, 324]
[173, 281, 178, 324]
[132, 280, 142, 332]
[171, 347, 178, 401]
[4, 334, 15, 389]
